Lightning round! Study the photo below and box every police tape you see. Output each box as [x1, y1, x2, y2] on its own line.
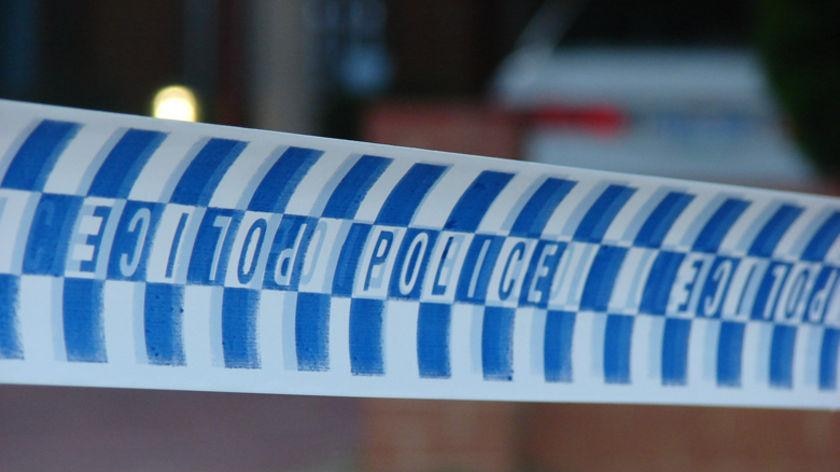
[0, 99, 838, 409]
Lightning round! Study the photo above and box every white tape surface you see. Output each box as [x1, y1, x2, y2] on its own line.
[0, 100, 839, 409]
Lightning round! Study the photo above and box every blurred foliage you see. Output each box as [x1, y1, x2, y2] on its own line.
[757, 0, 840, 176]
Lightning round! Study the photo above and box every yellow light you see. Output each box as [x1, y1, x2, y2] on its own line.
[151, 85, 199, 122]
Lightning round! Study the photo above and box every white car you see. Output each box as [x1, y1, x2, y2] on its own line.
[494, 45, 813, 186]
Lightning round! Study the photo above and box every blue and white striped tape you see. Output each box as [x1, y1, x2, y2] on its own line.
[0, 100, 838, 409]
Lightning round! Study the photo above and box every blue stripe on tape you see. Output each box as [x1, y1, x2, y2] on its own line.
[417, 302, 451, 378]
[295, 292, 330, 371]
[62, 278, 106, 363]
[171, 138, 246, 206]
[23, 194, 83, 276]
[604, 314, 633, 384]
[518, 241, 566, 308]
[222, 287, 260, 369]
[801, 212, 840, 262]
[332, 223, 372, 297]
[580, 245, 627, 312]
[362, 229, 397, 293]
[323, 155, 391, 219]
[693, 198, 749, 253]
[716, 321, 744, 387]
[819, 328, 839, 390]
[1, 119, 80, 191]
[807, 268, 840, 325]
[108, 201, 163, 281]
[187, 209, 242, 285]
[349, 298, 384, 375]
[143, 283, 185, 365]
[751, 261, 791, 321]
[248, 147, 322, 213]
[165, 213, 189, 279]
[496, 241, 526, 302]
[455, 235, 504, 304]
[376, 163, 447, 226]
[482, 306, 514, 381]
[698, 256, 739, 318]
[76, 205, 111, 274]
[574, 184, 635, 243]
[263, 215, 317, 291]
[639, 251, 685, 315]
[445, 171, 513, 232]
[510, 178, 576, 238]
[237, 218, 268, 284]
[634, 191, 694, 248]
[389, 229, 438, 300]
[544, 310, 575, 382]
[0, 274, 22, 359]
[747, 204, 803, 258]
[769, 325, 796, 389]
[661, 318, 691, 386]
[88, 129, 166, 198]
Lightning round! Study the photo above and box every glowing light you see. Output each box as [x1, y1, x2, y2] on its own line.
[151, 85, 199, 122]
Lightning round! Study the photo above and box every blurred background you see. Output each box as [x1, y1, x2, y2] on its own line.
[1, 0, 839, 471]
